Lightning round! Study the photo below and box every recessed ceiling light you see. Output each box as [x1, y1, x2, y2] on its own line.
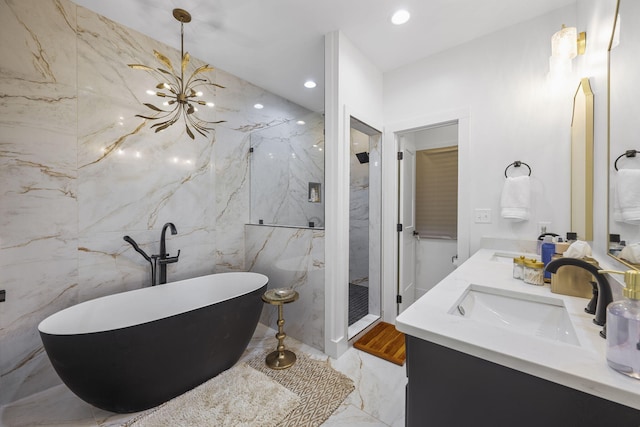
[297, 120, 306, 125]
[391, 9, 410, 25]
[304, 80, 317, 89]
[254, 103, 264, 109]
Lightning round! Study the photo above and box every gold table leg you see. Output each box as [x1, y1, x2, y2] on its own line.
[266, 303, 296, 369]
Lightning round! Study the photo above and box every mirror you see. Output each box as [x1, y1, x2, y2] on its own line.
[609, 0, 640, 269]
[571, 77, 594, 241]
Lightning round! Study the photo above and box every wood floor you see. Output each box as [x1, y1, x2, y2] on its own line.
[353, 321, 406, 366]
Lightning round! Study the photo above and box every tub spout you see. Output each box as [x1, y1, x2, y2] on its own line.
[545, 257, 612, 338]
[158, 222, 179, 285]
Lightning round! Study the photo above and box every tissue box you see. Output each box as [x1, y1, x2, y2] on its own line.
[550, 256, 599, 299]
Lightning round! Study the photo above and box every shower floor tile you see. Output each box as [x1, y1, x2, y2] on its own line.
[349, 283, 369, 326]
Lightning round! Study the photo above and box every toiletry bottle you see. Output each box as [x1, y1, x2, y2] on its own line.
[541, 236, 556, 283]
[604, 270, 640, 380]
[537, 232, 559, 255]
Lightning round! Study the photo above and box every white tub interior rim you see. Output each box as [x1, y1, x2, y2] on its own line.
[38, 272, 268, 335]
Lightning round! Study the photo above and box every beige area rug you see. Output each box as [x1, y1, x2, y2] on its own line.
[247, 351, 355, 427]
[122, 363, 300, 427]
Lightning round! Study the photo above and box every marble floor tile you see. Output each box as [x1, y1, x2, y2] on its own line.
[0, 322, 406, 427]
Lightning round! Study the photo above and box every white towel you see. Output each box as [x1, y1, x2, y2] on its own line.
[615, 169, 640, 224]
[500, 175, 530, 221]
[619, 243, 640, 264]
[563, 240, 592, 258]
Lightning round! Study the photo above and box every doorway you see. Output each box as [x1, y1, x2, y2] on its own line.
[348, 117, 382, 339]
[397, 121, 460, 314]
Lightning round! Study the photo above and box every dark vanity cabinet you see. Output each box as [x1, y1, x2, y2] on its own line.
[405, 335, 640, 427]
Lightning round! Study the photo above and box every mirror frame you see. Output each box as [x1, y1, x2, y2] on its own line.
[571, 77, 594, 241]
[607, 0, 639, 270]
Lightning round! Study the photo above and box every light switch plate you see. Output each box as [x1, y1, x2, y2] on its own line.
[474, 208, 492, 224]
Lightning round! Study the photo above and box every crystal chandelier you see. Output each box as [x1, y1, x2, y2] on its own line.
[128, 8, 224, 139]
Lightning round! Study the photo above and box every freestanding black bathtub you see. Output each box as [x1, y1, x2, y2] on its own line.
[38, 272, 268, 413]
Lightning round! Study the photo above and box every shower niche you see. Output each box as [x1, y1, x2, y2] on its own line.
[249, 112, 325, 228]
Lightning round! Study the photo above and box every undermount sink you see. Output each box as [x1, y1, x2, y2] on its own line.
[449, 284, 580, 346]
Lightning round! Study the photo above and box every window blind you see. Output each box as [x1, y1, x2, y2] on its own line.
[415, 146, 458, 239]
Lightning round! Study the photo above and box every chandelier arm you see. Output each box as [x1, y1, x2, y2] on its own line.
[149, 108, 180, 126]
[136, 103, 179, 120]
[188, 78, 225, 90]
[184, 69, 212, 88]
[156, 68, 182, 88]
[183, 107, 209, 134]
[151, 108, 182, 131]
[188, 119, 211, 138]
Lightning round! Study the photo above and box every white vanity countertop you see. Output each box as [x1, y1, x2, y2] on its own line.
[395, 248, 640, 411]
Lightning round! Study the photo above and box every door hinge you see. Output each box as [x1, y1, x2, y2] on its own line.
[397, 151, 403, 160]
[397, 223, 403, 232]
[396, 294, 402, 304]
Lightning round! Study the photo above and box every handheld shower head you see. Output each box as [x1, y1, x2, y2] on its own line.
[123, 236, 152, 263]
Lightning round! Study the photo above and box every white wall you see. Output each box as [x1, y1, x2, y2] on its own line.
[325, 31, 383, 358]
[385, 6, 579, 255]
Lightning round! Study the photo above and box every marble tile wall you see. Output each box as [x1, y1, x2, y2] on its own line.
[0, 0, 322, 406]
[245, 225, 325, 351]
[349, 129, 370, 286]
[250, 112, 325, 228]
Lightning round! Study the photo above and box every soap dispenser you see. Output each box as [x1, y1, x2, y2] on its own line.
[601, 269, 640, 380]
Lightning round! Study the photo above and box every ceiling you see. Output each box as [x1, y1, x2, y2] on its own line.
[72, 0, 576, 112]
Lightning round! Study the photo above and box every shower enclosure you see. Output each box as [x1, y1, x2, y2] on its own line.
[249, 112, 325, 228]
[348, 117, 382, 337]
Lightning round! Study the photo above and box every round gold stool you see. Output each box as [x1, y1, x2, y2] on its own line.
[262, 288, 299, 369]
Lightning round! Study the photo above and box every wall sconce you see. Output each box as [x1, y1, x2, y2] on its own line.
[549, 25, 586, 75]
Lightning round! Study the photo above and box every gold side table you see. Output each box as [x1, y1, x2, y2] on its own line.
[262, 288, 299, 369]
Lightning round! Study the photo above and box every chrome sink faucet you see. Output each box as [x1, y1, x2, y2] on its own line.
[158, 222, 180, 285]
[545, 257, 612, 338]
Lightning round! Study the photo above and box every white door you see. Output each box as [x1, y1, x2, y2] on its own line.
[397, 135, 416, 314]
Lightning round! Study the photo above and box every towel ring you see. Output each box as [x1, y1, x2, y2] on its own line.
[504, 161, 532, 178]
[614, 149, 639, 171]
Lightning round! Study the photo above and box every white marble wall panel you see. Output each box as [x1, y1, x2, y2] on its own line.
[250, 111, 324, 227]
[250, 133, 290, 224]
[245, 225, 325, 351]
[215, 69, 308, 133]
[214, 126, 251, 272]
[0, 0, 323, 406]
[349, 129, 370, 285]
[0, 0, 79, 405]
[287, 112, 325, 226]
[75, 6, 221, 301]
